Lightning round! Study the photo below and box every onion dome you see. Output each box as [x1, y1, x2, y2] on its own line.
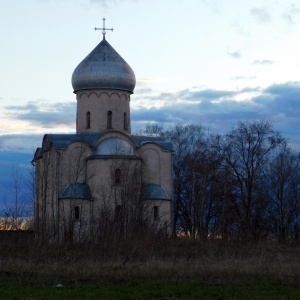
[71, 39, 136, 93]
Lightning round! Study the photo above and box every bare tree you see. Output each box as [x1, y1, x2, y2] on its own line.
[217, 121, 286, 239]
[134, 123, 164, 137]
[265, 146, 300, 242]
[1, 167, 33, 230]
[164, 124, 223, 239]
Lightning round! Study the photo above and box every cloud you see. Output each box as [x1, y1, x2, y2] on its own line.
[200, 0, 223, 13]
[131, 82, 300, 149]
[252, 59, 274, 65]
[138, 78, 162, 84]
[240, 87, 262, 93]
[227, 50, 242, 59]
[0, 134, 43, 153]
[88, 0, 139, 8]
[4, 100, 76, 128]
[230, 76, 256, 80]
[283, 4, 300, 24]
[2, 82, 300, 151]
[183, 89, 237, 101]
[2, 82, 300, 208]
[250, 7, 271, 23]
[134, 88, 153, 95]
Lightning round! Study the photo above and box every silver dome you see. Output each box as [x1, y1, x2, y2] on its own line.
[71, 39, 136, 93]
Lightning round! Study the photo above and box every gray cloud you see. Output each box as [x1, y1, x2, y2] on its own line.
[5, 100, 76, 127]
[200, 0, 222, 13]
[227, 50, 242, 59]
[184, 89, 237, 101]
[131, 82, 300, 149]
[283, 4, 300, 24]
[88, 0, 138, 8]
[252, 59, 274, 65]
[2, 82, 300, 151]
[135, 88, 153, 95]
[240, 87, 262, 93]
[230, 76, 256, 80]
[0, 134, 43, 153]
[1, 82, 300, 207]
[250, 7, 271, 23]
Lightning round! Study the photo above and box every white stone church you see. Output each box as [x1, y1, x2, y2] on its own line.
[33, 26, 173, 242]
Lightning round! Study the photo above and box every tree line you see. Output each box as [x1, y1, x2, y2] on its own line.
[2, 120, 300, 244]
[142, 120, 300, 242]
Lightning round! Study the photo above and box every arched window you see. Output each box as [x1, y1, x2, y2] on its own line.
[123, 112, 127, 130]
[86, 112, 91, 129]
[153, 206, 159, 220]
[107, 111, 112, 129]
[74, 206, 80, 220]
[115, 168, 121, 184]
[115, 205, 122, 217]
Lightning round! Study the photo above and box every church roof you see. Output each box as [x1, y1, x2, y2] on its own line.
[71, 39, 136, 93]
[131, 135, 173, 151]
[39, 133, 173, 154]
[144, 184, 170, 201]
[45, 133, 105, 150]
[60, 183, 92, 200]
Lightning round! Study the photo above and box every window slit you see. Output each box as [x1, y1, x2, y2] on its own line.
[86, 112, 91, 129]
[107, 111, 112, 129]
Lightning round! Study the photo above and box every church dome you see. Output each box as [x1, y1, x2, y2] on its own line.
[94, 137, 135, 156]
[71, 39, 136, 93]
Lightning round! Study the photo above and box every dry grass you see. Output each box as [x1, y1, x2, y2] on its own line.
[1, 232, 300, 289]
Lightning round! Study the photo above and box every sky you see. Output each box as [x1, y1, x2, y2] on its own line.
[1, 0, 300, 208]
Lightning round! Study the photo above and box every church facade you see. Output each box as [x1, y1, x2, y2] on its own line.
[33, 30, 173, 243]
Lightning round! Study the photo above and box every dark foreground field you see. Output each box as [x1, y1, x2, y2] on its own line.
[1, 232, 300, 299]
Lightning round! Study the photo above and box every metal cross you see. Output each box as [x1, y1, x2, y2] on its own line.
[94, 18, 113, 40]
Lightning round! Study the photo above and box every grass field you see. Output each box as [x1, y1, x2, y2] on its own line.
[1, 282, 300, 299]
[1, 233, 300, 299]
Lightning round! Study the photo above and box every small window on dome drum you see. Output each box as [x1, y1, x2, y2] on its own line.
[154, 206, 159, 220]
[115, 205, 122, 218]
[123, 112, 127, 130]
[107, 111, 112, 129]
[115, 168, 121, 184]
[86, 112, 91, 129]
[74, 206, 80, 220]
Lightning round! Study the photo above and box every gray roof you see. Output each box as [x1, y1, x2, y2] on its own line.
[144, 184, 170, 200]
[39, 132, 172, 153]
[45, 132, 105, 150]
[131, 135, 173, 151]
[71, 39, 136, 93]
[60, 183, 92, 200]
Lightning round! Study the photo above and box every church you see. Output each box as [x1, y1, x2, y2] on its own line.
[33, 21, 173, 243]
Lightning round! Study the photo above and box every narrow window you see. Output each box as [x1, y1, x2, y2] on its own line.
[115, 205, 122, 217]
[115, 168, 121, 184]
[74, 206, 80, 220]
[86, 111, 91, 129]
[107, 111, 112, 129]
[153, 206, 159, 220]
[123, 112, 127, 130]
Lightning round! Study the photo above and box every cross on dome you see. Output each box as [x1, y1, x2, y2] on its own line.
[94, 18, 113, 40]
